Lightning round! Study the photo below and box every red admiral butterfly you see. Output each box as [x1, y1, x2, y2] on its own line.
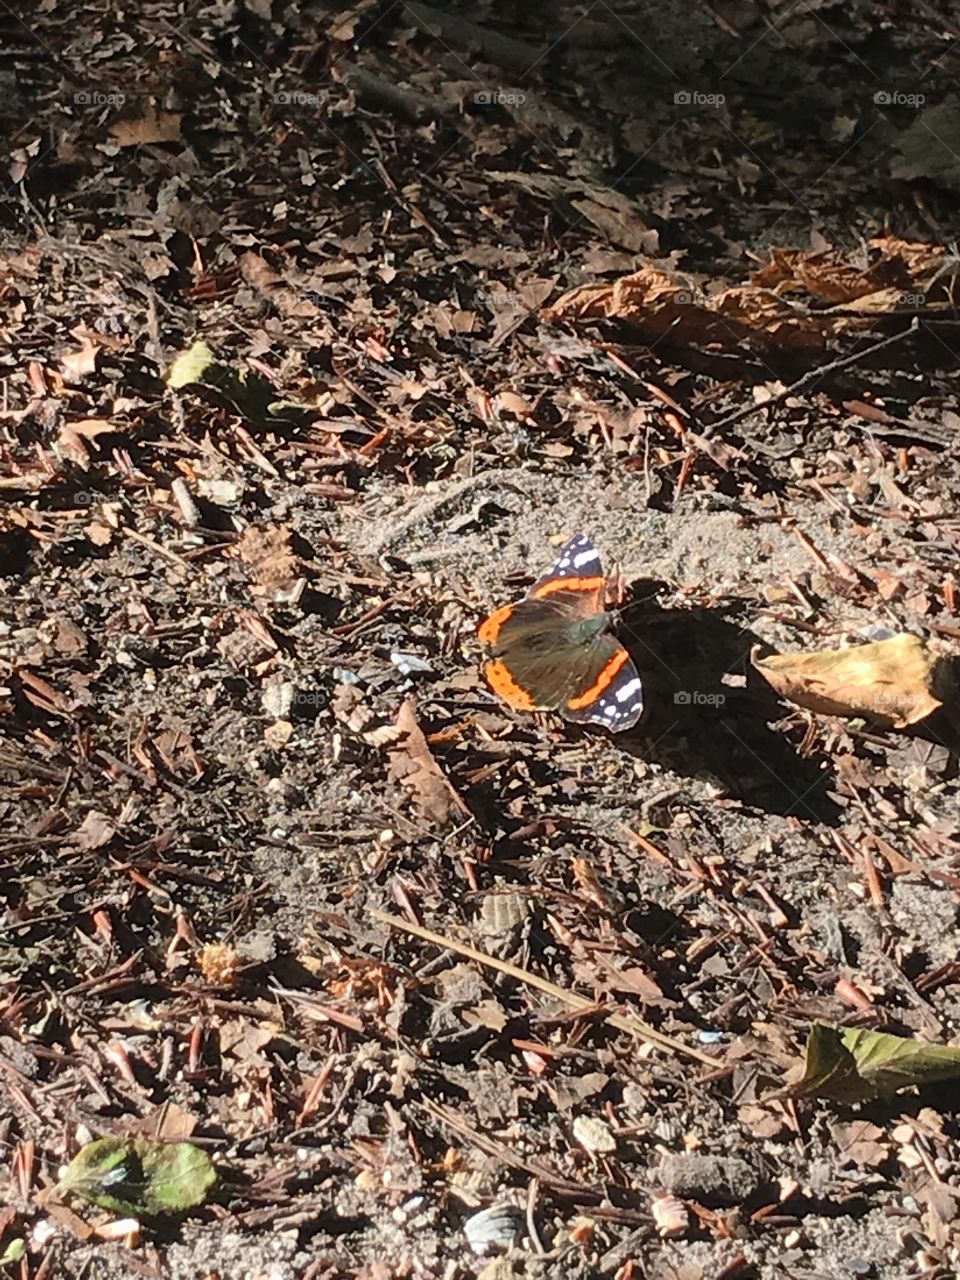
[478, 534, 644, 731]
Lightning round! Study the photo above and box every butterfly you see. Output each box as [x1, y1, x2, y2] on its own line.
[477, 534, 644, 731]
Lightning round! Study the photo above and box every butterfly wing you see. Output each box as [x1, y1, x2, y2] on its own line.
[528, 534, 604, 597]
[561, 635, 644, 731]
[478, 534, 643, 730]
[481, 594, 607, 711]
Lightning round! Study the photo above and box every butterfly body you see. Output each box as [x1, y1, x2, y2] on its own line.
[477, 535, 644, 731]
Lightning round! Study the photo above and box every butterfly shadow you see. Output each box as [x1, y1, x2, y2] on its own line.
[611, 595, 843, 822]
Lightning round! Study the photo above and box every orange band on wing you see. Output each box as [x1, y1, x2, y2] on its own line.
[566, 647, 629, 710]
[477, 603, 515, 648]
[483, 659, 538, 711]
[530, 575, 604, 599]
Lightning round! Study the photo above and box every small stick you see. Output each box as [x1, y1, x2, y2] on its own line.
[371, 908, 718, 1066]
[698, 321, 918, 441]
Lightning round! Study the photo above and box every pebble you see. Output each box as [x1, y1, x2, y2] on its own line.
[657, 1152, 760, 1206]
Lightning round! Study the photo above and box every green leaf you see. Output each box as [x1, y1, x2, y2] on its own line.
[0, 1239, 26, 1266]
[166, 340, 311, 428]
[60, 1136, 217, 1218]
[795, 1022, 960, 1103]
[166, 341, 216, 389]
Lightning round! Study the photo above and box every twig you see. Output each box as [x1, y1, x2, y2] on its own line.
[526, 1178, 545, 1254]
[403, 1, 541, 72]
[418, 1097, 603, 1201]
[122, 526, 197, 572]
[332, 65, 451, 124]
[370, 908, 718, 1066]
[698, 320, 919, 442]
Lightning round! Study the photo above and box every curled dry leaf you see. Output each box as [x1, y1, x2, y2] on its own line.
[386, 697, 471, 828]
[751, 633, 952, 728]
[542, 264, 865, 351]
[542, 238, 954, 353]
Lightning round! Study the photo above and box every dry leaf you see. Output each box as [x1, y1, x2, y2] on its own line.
[238, 251, 320, 318]
[74, 810, 118, 851]
[542, 237, 955, 354]
[234, 524, 303, 598]
[110, 107, 182, 147]
[751, 633, 950, 728]
[831, 1121, 890, 1168]
[386, 697, 470, 827]
[57, 417, 116, 465]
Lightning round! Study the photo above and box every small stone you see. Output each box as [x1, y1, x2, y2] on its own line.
[573, 1114, 617, 1154]
[657, 1153, 759, 1206]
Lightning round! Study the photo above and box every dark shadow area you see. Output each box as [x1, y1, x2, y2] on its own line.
[614, 591, 843, 822]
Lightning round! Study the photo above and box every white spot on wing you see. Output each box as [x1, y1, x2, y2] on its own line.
[615, 678, 643, 703]
[572, 548, 599, 568]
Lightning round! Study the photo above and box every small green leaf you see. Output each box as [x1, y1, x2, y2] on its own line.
[165, 341, 311, 428]
[795, 1022, 960, 1103]
[60, 1136, 217, 1218]
[0, 1238, 26, 1266]
[166, 341, 216, 389]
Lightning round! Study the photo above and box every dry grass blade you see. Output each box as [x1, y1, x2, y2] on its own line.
[370, 908, 719, 1066]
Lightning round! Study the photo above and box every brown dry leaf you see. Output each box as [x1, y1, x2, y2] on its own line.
[604, 964, 666, 1005]
[462, 1000, 509, 1033]
[138, 1102, 200, 1142]
[58, 417, 116, 465]
[496, 171, 657, 254]
[74, 810, 118, 850]
[864, 834, 920, 877]
[18, 669, 74, 717]
[49, 617, 88, 656]
[386, 697, 471, 828]
[234, 524, 303, 598]
[751, 634, 951, 728]
[750, 238, 947, 303]
[544, 237, 953, 353]
[110, 107, 182, 147]
[831, 1120, 890, 1168]
[920, 1183, 959, 1249]
[542, 265, 861, 350]
[238, 250, 320, 318]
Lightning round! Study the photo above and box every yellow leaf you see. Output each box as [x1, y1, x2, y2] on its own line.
[751, 633, 950, 728]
